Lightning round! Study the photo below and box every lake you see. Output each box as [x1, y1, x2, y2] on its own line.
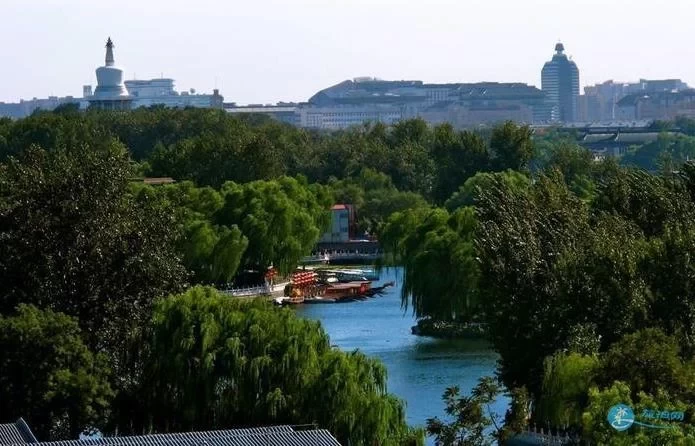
[295, 267, 508, 442]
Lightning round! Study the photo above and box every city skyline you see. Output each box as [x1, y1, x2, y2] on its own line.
[2, 0, 695, 105]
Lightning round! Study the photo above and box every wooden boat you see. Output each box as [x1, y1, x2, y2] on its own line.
[323, 281, 372, 301]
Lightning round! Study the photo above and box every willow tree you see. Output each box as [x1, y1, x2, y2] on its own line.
[128, 286, 417, 445]
[381, 207, 480, 323]
[215, 177, 332, 274]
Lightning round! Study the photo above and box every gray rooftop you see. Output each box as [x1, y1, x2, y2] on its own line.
[0, 424, 340, 446]
[0, 419, 37, 444]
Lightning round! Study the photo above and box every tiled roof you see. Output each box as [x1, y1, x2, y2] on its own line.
[0, 418, 37, 444]
[3, 426, 340, 446]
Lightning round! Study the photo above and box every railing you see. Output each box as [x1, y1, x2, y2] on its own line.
[221, 285, 271, 297]
[220, 281, 289, 297]
[302, 252, 382, 263]
[508, 426, 578, 445]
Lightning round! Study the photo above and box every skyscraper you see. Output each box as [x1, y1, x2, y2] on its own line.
[541, 42, 580, 122]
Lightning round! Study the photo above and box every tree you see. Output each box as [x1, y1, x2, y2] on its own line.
[621, 133, 695, 172]
[598, 329, 691, 399]
[489, 121, 534, 171]
[215, 177, 331, 273]
[592, 168, 695, 238]
[0, 305, 113, 440]
[476, 172, 591, 394]
[180, 220, 248, 284]
[381, 207, 480, 323]
[330, 168, 429, 235]
[116, 286, 418, 445]
[426, 377, 503, 446]
[444, 170, 529, 211]
[581, 381, 695, 445]
[0, 143, 186, 353]
[430, 125, 490, 204]
[537, 353, 600, 427]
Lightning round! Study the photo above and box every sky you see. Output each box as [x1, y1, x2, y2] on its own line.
[1, 0, 694, 105]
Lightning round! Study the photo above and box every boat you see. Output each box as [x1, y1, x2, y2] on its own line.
[273, 294, 305, 306]
[303, 297, 337, 304]
[330, 269, 380, 282]
[323, 281, 372, 301]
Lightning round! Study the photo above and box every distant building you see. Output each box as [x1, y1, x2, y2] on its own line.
[541, 42, 580, 122]
[550, 122, 681, 158]
[616, 89, 695, 121]
[0, 37, 223, 118]
[290, 77, 550, 129]
[419, 83, 549, 127]
[0, 95, 83, 118]
[224, 103, 300, 126]
[320, 204, 356, 243]
[579, 79, 690, 122]
[125, 78, 224, 109]
[88, 37, 133, 111]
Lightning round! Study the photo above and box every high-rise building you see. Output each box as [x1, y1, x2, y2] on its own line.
[541, 42, 580, 122]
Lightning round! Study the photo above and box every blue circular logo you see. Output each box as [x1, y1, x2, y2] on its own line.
[607, 404, 635, 431]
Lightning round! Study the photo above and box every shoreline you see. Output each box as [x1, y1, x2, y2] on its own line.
[411, 319, 488, 340]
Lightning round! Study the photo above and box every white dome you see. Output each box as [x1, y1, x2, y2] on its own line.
[93, 38, 130, 99]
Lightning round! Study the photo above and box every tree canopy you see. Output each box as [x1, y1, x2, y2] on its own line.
[0, 305, 113, 440]
[114, 286, 417, 445]
[0, 142, 186, 352]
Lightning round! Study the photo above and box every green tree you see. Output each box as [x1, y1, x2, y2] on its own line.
[0, 305, 113, 440]
[489, 121, 534, 171]
[582, 381, 695, 445]
[426, 377, 503, 446]
[598, 329, 691, 399]
[330, 168, 428, 234]
[215, 177, 331, 273]
[0, 143, 186, 352]
[444, 170, 529, 211]
[120, 286, 418, 445]
[537, 353, 600, 427]
[476, 172, 591, 394]
[381, 207, 480, 322]
[430, 125, 490, 204]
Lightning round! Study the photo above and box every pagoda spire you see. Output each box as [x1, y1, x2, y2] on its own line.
[105, 37, 115, 66]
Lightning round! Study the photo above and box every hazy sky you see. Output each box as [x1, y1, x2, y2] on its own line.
[1, 0, 694, 105]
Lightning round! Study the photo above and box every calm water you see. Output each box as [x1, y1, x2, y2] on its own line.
[295, 267, 508, 442]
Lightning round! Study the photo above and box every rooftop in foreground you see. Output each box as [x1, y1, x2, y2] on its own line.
[0, 421, 341, 446]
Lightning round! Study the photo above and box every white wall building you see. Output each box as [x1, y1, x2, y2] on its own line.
[0, 38, 223, 118]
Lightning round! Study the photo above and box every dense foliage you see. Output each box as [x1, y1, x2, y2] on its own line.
[5, 107, 695, 444]
[379, 117, 695, 444]
[0, 108, 432, 443]
[113, 286, 416, 445]
[0, 141, 185, 352]
[0, 109, 534, 204]
[381, 207, 479, 322]
[0, 305, 113, 440]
